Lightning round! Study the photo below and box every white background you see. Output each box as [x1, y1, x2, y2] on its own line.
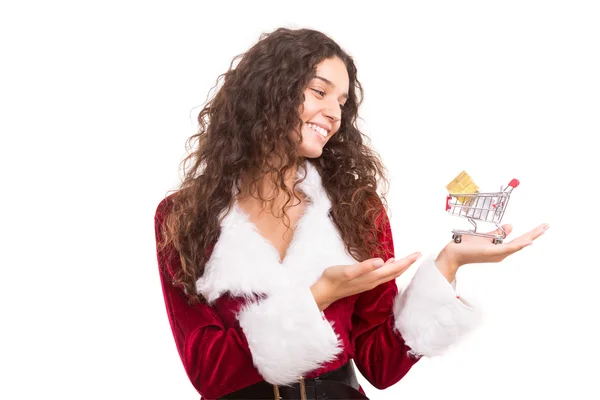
[1, 1, 599, 399]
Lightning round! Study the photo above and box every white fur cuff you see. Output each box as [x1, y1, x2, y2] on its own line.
[393, 253, 482, 357]
[237, 287, 343, 386]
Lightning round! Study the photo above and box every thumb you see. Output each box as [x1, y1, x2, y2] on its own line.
[487, 223, 513, 238]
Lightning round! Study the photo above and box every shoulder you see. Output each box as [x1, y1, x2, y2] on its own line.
[155, 191, 180, 225]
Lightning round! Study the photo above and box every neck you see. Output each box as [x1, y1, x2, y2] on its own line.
[237, 160, 305, 207]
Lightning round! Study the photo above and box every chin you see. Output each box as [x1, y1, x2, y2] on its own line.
[298, 145, 324, 159]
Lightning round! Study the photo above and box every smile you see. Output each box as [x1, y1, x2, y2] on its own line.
[306, 123, 328, 141]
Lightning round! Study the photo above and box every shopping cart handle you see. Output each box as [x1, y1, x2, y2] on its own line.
[508, 179, 520, 188]
[446, 195, 451, 211]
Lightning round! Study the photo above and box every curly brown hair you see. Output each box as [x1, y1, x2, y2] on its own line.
[156, 27, 392, 303]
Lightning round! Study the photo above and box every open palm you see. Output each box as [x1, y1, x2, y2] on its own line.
[441, 223, 550, 267]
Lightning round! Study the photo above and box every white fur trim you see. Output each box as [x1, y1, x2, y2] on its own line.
[393, 253, 482, 357]
[195, 161, 358, 302]
[195, 161, 358, 382]
[237, 286, 343, 386]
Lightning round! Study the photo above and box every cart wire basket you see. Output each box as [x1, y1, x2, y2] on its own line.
[445, 178, 520, 244]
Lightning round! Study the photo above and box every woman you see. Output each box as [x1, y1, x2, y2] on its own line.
[154, 27, 548, 400]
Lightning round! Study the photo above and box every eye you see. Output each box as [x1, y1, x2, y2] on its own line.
[311, 88, 346, 113]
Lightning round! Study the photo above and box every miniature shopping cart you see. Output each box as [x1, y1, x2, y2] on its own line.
[445, 178, 520, 244]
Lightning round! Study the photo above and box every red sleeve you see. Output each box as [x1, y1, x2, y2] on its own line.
[154, 198, 263, 399]
[350, 207, 420, 389]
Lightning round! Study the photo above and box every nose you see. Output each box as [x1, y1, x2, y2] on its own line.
[322, 99, 342, 123]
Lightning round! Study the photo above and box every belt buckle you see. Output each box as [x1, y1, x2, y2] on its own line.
[272, 376, 306, 400]
[298, 376, 307, 400]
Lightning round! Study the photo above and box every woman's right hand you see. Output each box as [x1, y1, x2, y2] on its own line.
[310, 252, 422, 311]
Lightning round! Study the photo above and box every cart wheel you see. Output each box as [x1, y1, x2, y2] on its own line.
[453, 234, 462, 244]
[492, 238, 503, 245]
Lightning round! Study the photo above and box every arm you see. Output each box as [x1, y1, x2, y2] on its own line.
[349, 208, 419, 389]
[392, 253, 481, 358]
[350, 208, 481, 389]
[154, 198, 342, 398]
[155, 211, 260, 399]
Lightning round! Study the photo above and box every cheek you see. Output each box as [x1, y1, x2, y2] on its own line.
[300, 97, 318, 121]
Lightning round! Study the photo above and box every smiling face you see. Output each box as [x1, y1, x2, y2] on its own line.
[294, 57, 350, 158]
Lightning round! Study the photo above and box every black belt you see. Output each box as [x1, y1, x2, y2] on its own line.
[219, 361, 368, 399]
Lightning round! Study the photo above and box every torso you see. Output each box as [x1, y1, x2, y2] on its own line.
[236, 192, 307, 263]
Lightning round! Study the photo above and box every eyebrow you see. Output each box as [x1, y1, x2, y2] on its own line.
[313, 75, 349, 100]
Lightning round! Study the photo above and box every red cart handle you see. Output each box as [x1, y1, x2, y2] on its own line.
[508, 179, 520, 189]
[446, 195, 451, 211]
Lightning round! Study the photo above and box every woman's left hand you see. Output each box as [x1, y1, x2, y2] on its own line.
[435, 223, 550, 281]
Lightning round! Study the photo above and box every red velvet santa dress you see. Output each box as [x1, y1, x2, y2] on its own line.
[154, 160, 481, 399]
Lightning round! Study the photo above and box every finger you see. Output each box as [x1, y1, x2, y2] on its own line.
[349, 258, 385, 278]
[375, 252, 422, 280]
[399, 252, 421, 264]
[515, 223, 549, 243]
[506, 223, 550, 252]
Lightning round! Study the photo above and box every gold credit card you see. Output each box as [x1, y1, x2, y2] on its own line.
[446, 171, 479, 203]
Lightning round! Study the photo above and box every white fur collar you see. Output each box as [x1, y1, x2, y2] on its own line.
[196, 161, 359, 303]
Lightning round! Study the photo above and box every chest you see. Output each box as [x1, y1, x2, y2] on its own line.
[196, 160, 361, 303]
[236, 197, 308, 263]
